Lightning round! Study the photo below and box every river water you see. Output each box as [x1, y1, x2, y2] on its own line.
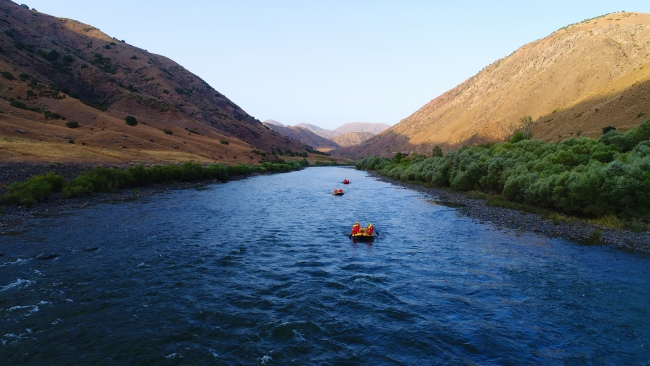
[1, 167, 649, 365]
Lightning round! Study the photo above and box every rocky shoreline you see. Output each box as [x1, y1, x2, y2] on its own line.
[367, 172, 650, 253]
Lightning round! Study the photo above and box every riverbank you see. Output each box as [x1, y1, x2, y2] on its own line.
[0, 162, 250, 228]
[367, 171, 650, 253]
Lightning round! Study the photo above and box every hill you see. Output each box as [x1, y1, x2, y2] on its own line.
[0, 1, 311, 164]
[332, 132, 375, 147]
[263, 119, 284, 127]
[262, 121, 340, 150]
[334, 12, 650, 159]
[295, 123, 339, 139]
[296, 122, 390, 140]
[334, 122, 390, 135]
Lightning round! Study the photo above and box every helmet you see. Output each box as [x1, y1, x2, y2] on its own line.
[368, 223, 373, 227]
[355, 222, 359, 225]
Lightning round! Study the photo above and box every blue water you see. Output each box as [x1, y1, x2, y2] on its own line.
[1, 167, 649, 365]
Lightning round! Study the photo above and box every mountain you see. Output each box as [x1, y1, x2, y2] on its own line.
[263, 119, 284, 127]
[332, 132, 375, 147]
[334, 12, 650, 158]
[295, 123, 339, 139]
[262, 121, 340, 150]
[334, 122, 390, 135]
[0, 0, 310, 164]
[296, 122, 390, 140]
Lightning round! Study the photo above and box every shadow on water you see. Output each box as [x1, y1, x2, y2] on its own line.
[0, 167, 649, 364]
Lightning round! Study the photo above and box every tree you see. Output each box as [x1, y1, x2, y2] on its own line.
[125, 115, 137, 126]
[519, 116, 534, 140]
[432, 145, 443, 157]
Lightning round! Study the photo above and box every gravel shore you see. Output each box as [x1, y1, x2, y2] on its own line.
[368, 172, 650, 253]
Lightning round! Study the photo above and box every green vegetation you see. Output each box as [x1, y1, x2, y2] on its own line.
[356, 119, 650, 224]
[125, 115, 138, 126]
[0, 161, 308, 206]
[81, 99, 108, 111]
[10, 101, 27, 109]
[90, 53, 117, 74]
[0, 172, 63, 206]
[220, 140, 229, 145]
[2, 71, 15, 80]
[163, 129, 173, 135]
[65, 121, 79, 128]
[44, 111, 65, 120]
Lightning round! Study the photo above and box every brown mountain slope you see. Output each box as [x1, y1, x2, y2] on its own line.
[294, 123, 339, 139]
[0, 1, 310, 163]
[262, 122, 340, 150]
[334, 122, 390, 135]
[335, 12, 650, 158]
[332, 132, 375, 147]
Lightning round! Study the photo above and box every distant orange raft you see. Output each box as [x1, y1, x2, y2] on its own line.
[332, 189, 344, 195]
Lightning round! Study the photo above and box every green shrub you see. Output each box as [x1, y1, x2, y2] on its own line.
[65, 121, 79, 128]
[163, 129, 172, 135]
[220, 140, 229, 145]
[10, 101, 26, 109]
[44, 111, 64, 119]
[125, 115, 138, 126]
[603, 126, 616, 134]
[0, 172, 63, 206]
[19, 73, 30, 80]
[2, 71, 15, 80]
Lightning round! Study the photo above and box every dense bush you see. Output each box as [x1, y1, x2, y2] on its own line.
[65, 121, 79, 128]
[125, 115, 137, 126]
[10, 101, 27, 109]
[0, 173, 63, 206]
[2, 71, 15, 80]
[163, 129, 172, 135]
[356, 119, 650, 219]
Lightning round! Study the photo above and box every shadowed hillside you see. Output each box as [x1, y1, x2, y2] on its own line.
[335, 12, 650, 159]
[0, 0, 310, 163]
[262, 121, 340, 150]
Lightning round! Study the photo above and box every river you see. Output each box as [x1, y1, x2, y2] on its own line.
[1, 167, 649, 364]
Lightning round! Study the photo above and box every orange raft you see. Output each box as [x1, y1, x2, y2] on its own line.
[349, 226, 375, 241]
[342, 179, 350, 184]
[332, 189, 344, 195]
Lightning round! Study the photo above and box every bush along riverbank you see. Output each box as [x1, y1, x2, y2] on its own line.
[355, 119, 650, 249]
[0, 160, 308, 208]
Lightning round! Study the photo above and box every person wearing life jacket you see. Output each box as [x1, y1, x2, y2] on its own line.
[351, 222, 360, 235]
[338, 189, 343, 193]
[367, 223, 374, 236]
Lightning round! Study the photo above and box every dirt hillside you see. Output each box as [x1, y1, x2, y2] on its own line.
[332, 132, 375, 147]
[0, 0, 313, 164]
[335, 12, 650, 158]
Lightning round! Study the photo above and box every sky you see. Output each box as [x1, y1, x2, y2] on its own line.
[20, 1, 650, 129]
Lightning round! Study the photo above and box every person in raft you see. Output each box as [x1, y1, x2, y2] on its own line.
[366, 223, 374, 236]
[351, 222, 360, 235]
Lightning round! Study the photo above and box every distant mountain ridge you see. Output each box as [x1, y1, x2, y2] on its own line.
[334, 12, 650, 159]
[295, 122, 390, 139]
[263, 121, 339, 150]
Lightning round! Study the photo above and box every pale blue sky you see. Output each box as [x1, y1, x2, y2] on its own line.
[22, 1, 650, 129]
